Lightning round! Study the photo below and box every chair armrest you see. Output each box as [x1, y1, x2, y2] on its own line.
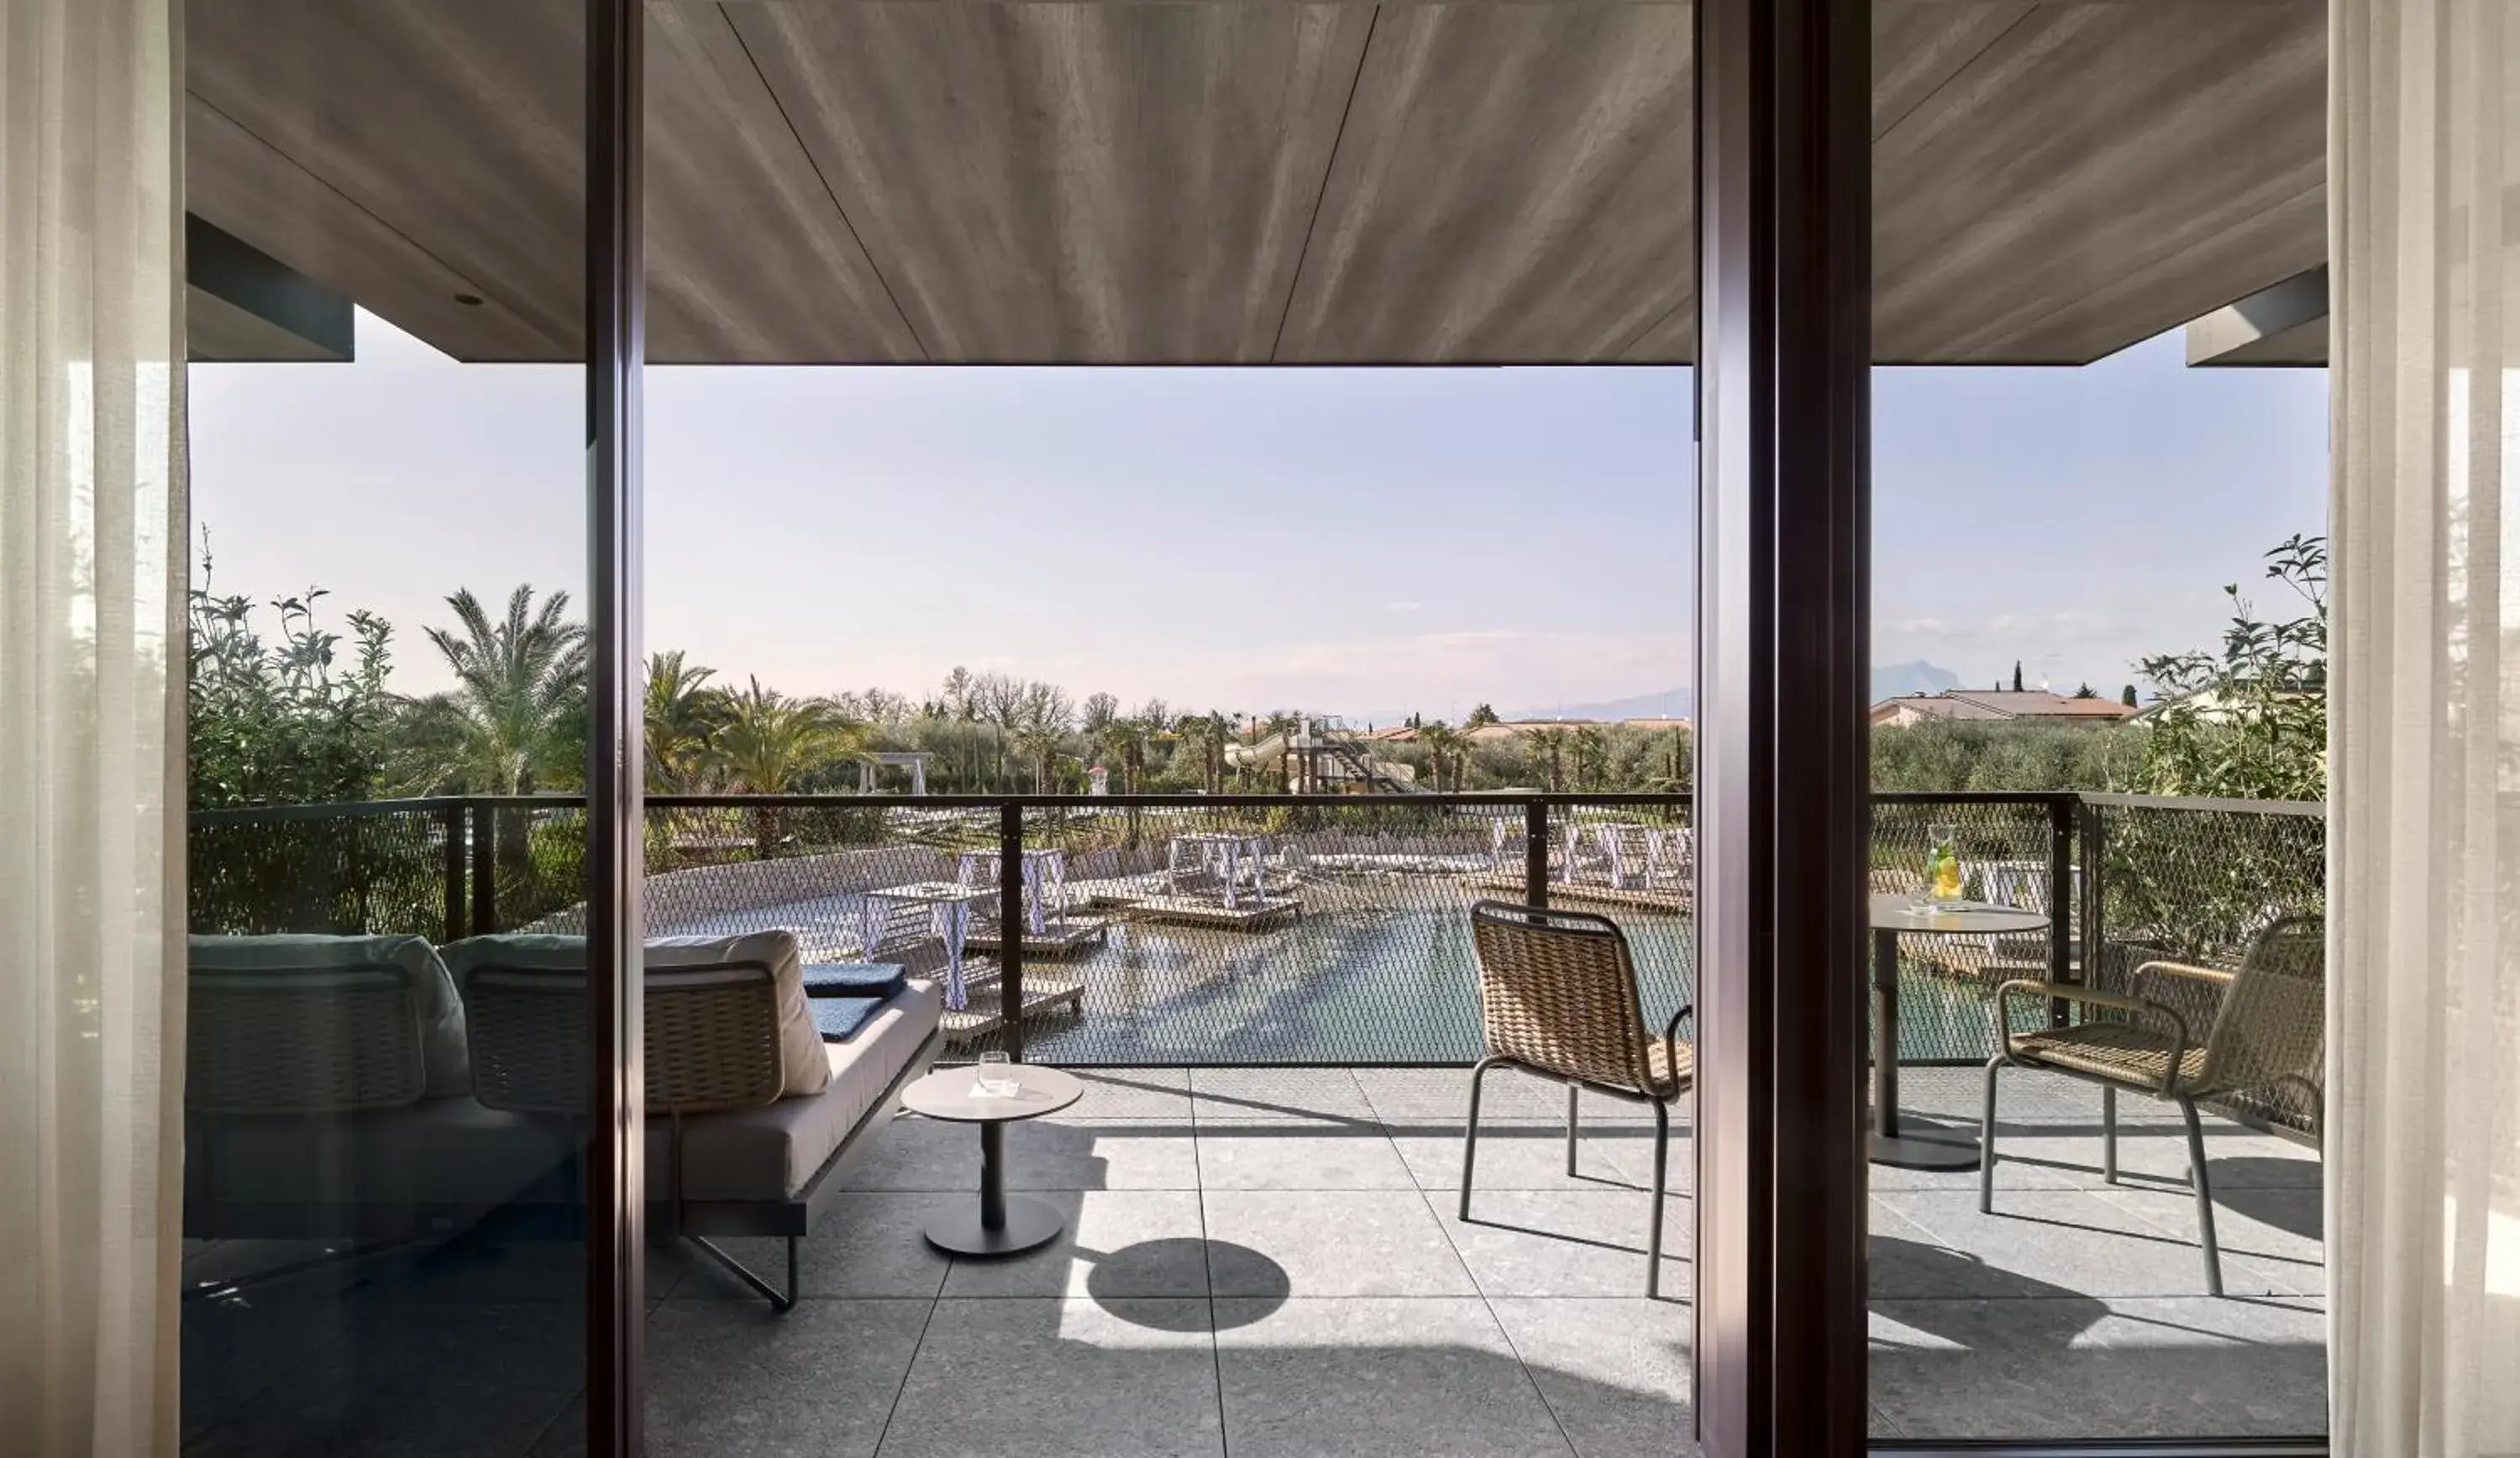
[1995, 978, 2146, 1016]
[1660, 1003, 1694, 1047]
[2131, 958, 2233, 1006]
[1991, 980, 2193, 1093]
[2133, 959, 2234, 985]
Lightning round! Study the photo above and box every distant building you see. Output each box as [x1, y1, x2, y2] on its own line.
[1869, 690, 2138, 729]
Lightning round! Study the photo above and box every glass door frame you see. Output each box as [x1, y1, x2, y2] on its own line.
[1689, 0, 1871, 1450]
[584, 0, 646, 1453]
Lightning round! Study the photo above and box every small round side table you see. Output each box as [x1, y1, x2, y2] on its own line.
[1867, 893, 2050, 1170]
[899, 1063, 1084, 1256]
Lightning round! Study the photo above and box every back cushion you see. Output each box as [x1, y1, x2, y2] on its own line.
[441, 931, 830, 1099]
[648, 932, 828, 1099]
[188, 933, 470, 1098]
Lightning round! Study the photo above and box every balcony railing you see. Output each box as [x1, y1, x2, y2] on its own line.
[188, 789, 2326, 1131]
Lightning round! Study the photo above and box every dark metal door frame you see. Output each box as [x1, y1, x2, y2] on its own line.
[585, 0, 646, 1453]
[1692, 0, 1872, 1450]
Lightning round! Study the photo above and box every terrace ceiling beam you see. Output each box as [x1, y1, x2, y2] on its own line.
[184, 213, 354, 363]
[2186, 265, 2330, 365]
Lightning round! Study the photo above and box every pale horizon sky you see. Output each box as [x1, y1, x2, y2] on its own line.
[189, 311, 2328, 724]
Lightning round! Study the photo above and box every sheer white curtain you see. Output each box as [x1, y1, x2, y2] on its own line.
[2330, 0, 2520, 1450]
[0, 0, 186, 1453]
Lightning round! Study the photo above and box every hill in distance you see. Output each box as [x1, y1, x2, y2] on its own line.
[1495, 663, 1960, 724]
[1870, 660, 1961, 701]
[1497, 687, 1696, 722]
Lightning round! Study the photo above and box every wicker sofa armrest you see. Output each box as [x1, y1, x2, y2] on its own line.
[1992, 978, 2193, 1094]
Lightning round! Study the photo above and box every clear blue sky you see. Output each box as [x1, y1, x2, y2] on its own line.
[189, 312, 2327, 722]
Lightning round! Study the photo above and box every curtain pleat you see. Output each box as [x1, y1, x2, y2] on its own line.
[0, 0, 185, 1454]
[2329, 0, 2520, 1450]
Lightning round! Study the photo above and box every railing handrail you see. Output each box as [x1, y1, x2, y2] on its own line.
[2076, 791, 2325, 817]
[654, 791, 1688, 810]
[190, 787, 2328, 822]
[191, 795, 477, 825]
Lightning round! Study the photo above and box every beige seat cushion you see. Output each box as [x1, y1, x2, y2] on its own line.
[190, 933, 470, 1098]
[186, 1096, 580, 1217]
[2011, 1023, 2209, 1090]
[654, 980, 942, 1203]
[443, 931, 830, 1099]
[1646, 1037, 1693, 1092]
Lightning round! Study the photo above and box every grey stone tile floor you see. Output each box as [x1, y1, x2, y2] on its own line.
[181, 1066, 2327, 1455]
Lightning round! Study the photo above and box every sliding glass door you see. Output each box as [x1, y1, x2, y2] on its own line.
[179, 3, 613, 1451]
[1860, 0, 2331, 1445]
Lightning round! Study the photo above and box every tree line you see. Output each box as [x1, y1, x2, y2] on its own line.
[188, 533, 2328, 809]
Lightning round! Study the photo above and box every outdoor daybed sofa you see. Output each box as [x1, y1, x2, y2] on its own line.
[184, 929, 941, 1309]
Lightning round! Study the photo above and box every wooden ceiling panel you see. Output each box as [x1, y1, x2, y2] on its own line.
[727, 1, 1375, 361]
[1871, 0, 2326, 362]
[1872, 1, 2036, 140]
[188, 0, 586, 359]
[185, 96, 562, 360]
[643, 5, 927, 362]
[184, 0, 2327, 368]
[1273, 5, 1697, 363]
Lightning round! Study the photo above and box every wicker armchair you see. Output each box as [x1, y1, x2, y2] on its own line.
[1462, 900, 1693, 1298]
[1981, 915, 2324, 1295]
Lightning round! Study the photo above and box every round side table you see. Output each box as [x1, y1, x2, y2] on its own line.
[900, 1063, 1084, 1256]
[1867, 894, 2050, 1170]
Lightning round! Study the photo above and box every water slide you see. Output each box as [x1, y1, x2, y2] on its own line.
[1225, 721, 1423, 793]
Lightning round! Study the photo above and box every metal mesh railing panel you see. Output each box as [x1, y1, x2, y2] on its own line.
[979, 800, 1536, 1063]
[637, 800, 997, 956]
[189, 803, 454, 937]
[1869, 796, 2070, 1065]
[185, 790, 2323, 1133]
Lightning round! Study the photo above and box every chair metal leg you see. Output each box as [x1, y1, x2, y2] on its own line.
[1565, 1081, 1580, 1177]
[1646, 1098, 1671, 1298]
[2102, 1085, 2118, 1183]
[1460, 1057, 1503, 1220]
[688, 1234, 799, 1313]
[2178, 1097, 2223, 1297]
[1979, 1057, 2003, 1213]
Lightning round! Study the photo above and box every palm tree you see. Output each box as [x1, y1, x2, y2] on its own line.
[398, 585, 586, 795]
[1419, 722, 1465, 793]
[1015, 681, 1075, 793]
[1571, 725, 1609, 790]
[1173, 711, 1231, 795]
[1099, 716, 1152, 795]
[709, 678, 858, 857]
[1096, 715, 1156, 845]
[643, 649, 724, 792]
[388, 585, 585, 902]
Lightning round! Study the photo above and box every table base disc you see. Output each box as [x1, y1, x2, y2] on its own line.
[1867, 1127, 1982, 1171]
[923, 1195, 1065, 1256]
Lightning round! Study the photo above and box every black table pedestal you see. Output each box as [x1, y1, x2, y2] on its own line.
[1870, 926, 1982, 1171]
[923, 1119, 1066, 1256]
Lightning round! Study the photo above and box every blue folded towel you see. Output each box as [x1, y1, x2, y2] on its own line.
[810, 996, 887, 1042]
[801, 962, 907, 1000]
